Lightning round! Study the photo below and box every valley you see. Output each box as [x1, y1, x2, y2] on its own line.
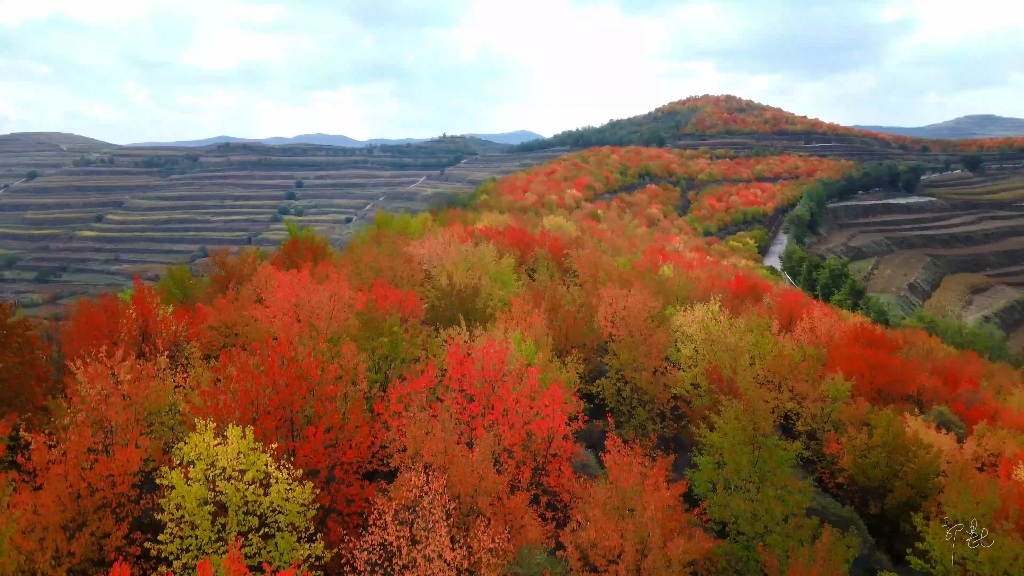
[4, 95, 1024, 352]
[0, 132, 562, 313]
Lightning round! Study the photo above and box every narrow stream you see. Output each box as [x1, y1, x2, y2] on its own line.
[763, 228, 788, 271]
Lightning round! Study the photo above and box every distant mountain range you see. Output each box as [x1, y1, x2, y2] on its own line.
[852, 114, 1024, 139]
[128, 130, 545, 148]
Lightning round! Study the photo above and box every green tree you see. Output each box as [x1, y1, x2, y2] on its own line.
[155, 265, 207, 306]
[924, 405, 968, 443]
[690, 401, 858, 575]
[900, 170, 920, 194]
[828, 408, 942, 562]
[961, 152, 983, 173]
[294, 179, 304, 188]
[150, 420, 330, 575]
[902, 309, 1010, 362]
[860, 295, 893, 326]
[783, 205, 812, 244]
[799, 260, 817, 294]
[830, 276, 866, 312]
[908, 457, 1024, 575]
[813, 256, 849, 303]
[24, 170, 38, 181]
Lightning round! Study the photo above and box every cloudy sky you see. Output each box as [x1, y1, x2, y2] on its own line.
[1, 0, 1021, 144]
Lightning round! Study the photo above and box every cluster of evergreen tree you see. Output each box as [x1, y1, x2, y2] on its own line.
[510, 108, 697, 152]
[784, 161, 927, 245]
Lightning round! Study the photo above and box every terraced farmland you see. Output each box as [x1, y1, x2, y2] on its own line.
[0, 132, 563, 312]
[811, 167, 1024, 350]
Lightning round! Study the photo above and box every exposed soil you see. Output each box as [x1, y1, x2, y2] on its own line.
[866, 252, 932, 296]
[963, 285, 1024, 322]
[812, 172, 1024, 349]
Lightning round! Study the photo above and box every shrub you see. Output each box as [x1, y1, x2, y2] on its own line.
[150, 420, 329, 575]
[25, 170, 39, 181]
[278, 204, 291, 215]
[271, 213, 284, 222]
[961, 152, 983, 173]
[504, 545, 569, 576]
[924, 405, 968, 443]
[285, 190, 297, 201]
[292, 206, 305, 217]
[156, 265, 207, 306]
[294, 179, 304, 189]
[902, 309, 1010, 362]
[94, 213, 105, 222]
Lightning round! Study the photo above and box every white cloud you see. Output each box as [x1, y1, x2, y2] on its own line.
[81, 103, 122, 122]
[0, 0, 158, 26]
[253, 85, 402, 140]
[123, 81, 152, 107]
[178, 27, 290, 70]
[0, 98, 18, 121]
[0, 0, 284, 26]
[1, 0, 1023, 143]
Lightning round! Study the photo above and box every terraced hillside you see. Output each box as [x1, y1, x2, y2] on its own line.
[0, 133, 563, 312]
[810, 164, 1024, 351]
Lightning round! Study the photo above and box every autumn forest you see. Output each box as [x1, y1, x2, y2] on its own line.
[3, 95, 1024, 576]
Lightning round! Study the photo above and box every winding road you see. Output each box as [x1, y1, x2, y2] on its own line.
[0, 177, 26, 195]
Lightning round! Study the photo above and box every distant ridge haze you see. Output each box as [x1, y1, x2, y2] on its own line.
[853, 114, 1024, 139]
[128, 130, 545, 148]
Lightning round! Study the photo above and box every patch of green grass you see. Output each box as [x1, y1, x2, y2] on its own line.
[847, 257, 876, 283]
[0, 227, 66, 235]
[22, 212, 96, 220]
[871, 293, 911, 321]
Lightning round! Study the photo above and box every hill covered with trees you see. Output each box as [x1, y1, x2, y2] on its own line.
[3, 99, 1024, 576]
[513, 95, 1024, 155]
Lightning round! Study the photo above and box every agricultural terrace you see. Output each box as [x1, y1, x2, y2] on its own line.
[0, 133, 562, 312]
[812, 162, 1024, 356]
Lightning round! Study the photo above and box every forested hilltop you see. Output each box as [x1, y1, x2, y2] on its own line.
[3, 96, 1024, 576]
[513, 95, 1024, 155]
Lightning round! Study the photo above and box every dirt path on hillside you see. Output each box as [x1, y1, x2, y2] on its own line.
[963, 285, 1023, 322]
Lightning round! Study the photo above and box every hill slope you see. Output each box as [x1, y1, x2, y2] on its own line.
[854, 114, 1024, 139]
[0, 132, 115, 153]
[4, 131, 1024, 576]
[514, 95, 1024, 154]
[130, 130, 544, 148]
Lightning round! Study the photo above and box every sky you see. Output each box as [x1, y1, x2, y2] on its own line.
[1, 0, 1022, 144]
